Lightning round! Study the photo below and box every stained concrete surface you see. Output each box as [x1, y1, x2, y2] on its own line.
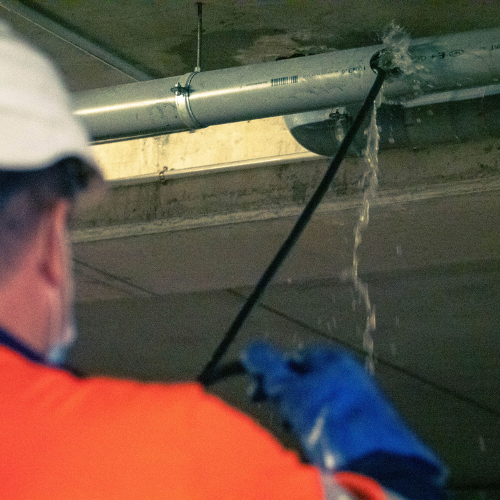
[74, 137, 500, 231]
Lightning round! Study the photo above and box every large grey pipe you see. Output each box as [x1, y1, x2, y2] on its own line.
[73, 28, 500, 143]
[285, 84, 500, 156]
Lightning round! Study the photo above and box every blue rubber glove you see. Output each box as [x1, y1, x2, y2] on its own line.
[241, 342, 447, 486]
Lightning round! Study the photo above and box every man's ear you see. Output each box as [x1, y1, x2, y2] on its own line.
[36, 199, 72, 289]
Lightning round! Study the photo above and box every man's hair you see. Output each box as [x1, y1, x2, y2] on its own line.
[0, 158, 94, 282]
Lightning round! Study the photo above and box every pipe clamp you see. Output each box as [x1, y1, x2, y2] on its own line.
[171, 72, 202, 130]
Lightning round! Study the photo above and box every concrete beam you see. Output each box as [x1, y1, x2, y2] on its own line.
[78, 130, 500, 235]
[90, 116, 318, 184]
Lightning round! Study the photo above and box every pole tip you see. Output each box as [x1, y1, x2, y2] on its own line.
[370, 50, 401, 76]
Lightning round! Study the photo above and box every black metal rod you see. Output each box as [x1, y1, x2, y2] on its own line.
[198, 68, 387, 386]
[196, 2, 203, 72]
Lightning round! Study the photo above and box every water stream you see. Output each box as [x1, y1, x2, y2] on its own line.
[348, 24, 415, 373]
[351, 96, 381, 374]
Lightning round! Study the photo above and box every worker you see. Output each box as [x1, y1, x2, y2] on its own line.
[0, 21, 447, 499]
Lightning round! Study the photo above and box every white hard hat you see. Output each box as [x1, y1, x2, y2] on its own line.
[0, 21, 102, 185]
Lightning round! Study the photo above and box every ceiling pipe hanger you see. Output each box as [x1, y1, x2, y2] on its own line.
[195, 2, 203, 73]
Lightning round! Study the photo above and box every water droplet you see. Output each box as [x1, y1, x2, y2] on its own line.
[390, 343, 397, 355]
[324, 451, 336, 470]
[396, 245, 403, 256]
[340, 268, 352, 281]
[479, 436, 486, 452]
[368, 309, 376, 330]
[363, 334, 374, 352]
[365, 357, 375, 375]
[395, 315, 400, 327]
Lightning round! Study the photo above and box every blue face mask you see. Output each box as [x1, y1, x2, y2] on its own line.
[47, 343, 72, 365]
[47, 321, 77, 367]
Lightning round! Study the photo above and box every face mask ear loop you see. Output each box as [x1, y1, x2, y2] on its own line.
[46, 224, 76, 366]
[46, 292, 77, 366]
[45, 289, 61, 364]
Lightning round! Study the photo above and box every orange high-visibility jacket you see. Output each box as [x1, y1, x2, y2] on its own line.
[0, 344, 389, 500]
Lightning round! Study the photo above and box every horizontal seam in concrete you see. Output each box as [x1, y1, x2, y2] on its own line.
[72, 177, 500, 244]
[74, 258, 160, 298]
[225, 289, 500, 419]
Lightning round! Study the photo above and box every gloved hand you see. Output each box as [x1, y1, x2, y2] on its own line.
[241, 341, 447, 492]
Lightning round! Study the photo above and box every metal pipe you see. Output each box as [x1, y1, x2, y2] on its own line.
[0, 0, 153, 82]
[72, 28, 500, 143]
[285, 84, 500, 156]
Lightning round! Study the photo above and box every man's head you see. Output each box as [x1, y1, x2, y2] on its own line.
[0, 22, 102, 363]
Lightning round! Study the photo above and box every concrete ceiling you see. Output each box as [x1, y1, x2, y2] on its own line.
[3, 0, 500, 90]
[2, 1, 500, 496]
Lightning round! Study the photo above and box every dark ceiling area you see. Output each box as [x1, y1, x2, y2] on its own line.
[2, 1, 500, 91]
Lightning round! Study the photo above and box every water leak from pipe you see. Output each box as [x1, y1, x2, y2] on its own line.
[351, 95, 381, 375]
[348, 24, 414, 374]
